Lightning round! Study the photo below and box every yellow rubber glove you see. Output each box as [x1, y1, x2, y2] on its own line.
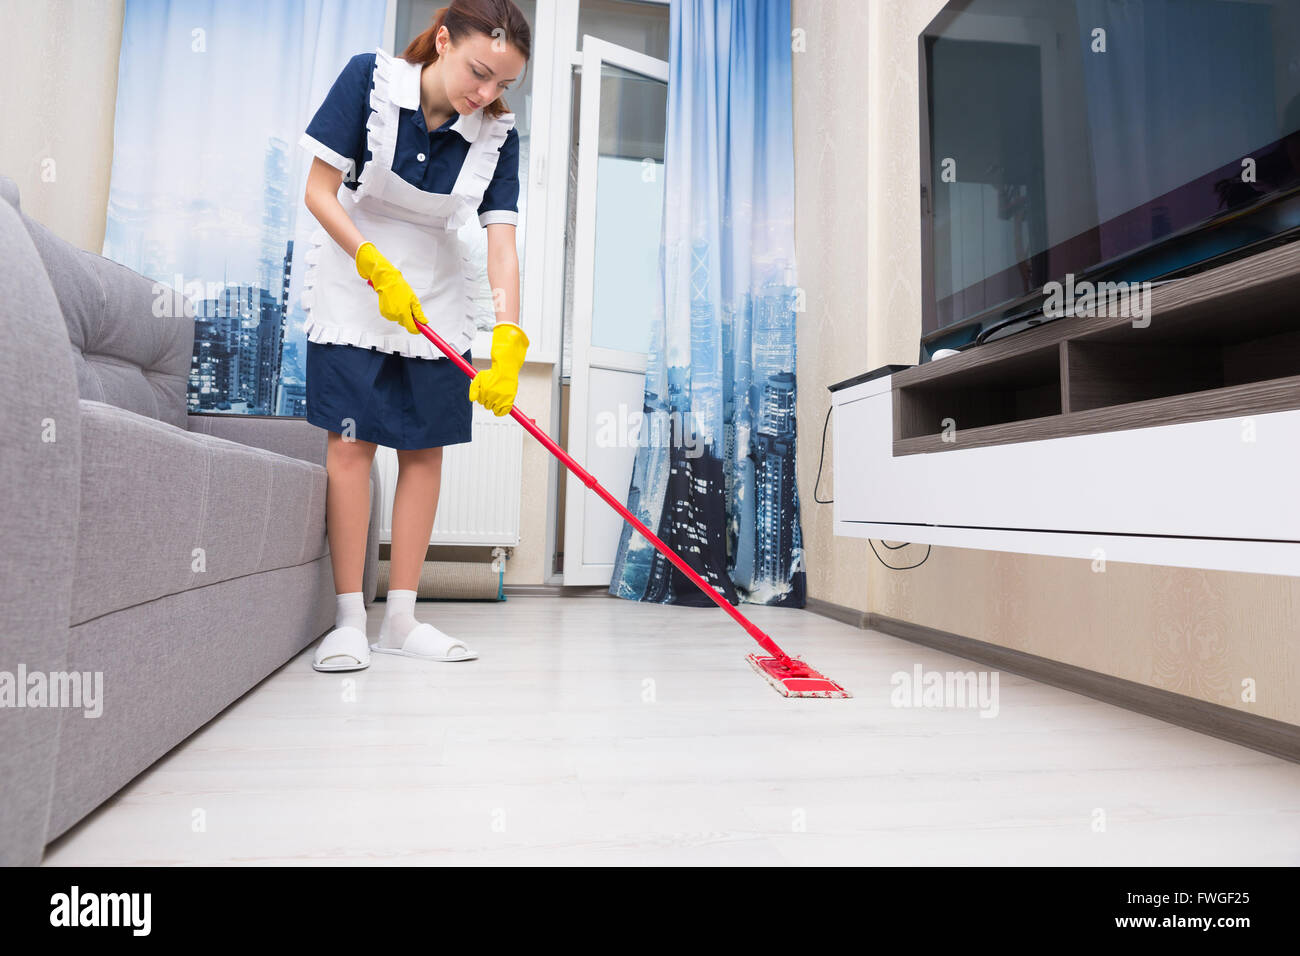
[469, 321, 529, 416]
[354, 241, 424, 335]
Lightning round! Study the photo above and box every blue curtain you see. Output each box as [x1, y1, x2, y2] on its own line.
[608, 0, 806, 608]
[103, 0, 386, 416]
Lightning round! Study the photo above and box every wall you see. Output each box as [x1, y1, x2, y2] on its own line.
[508, 365, 555, 585]
[790, 0, 1299, 726]
[0, 0, 124, 252]
[0, 0, 553, 586]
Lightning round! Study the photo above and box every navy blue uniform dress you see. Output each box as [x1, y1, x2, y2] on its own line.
[300, 52, 521, 449]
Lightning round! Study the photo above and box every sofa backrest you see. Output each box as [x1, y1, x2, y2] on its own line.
[0, 175, 193, 430]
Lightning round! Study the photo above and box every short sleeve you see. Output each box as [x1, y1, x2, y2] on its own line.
[477, 126, 521, 227]
[299, 52, 375, 182]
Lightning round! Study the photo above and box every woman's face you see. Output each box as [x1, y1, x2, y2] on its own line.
[438, 26, 527, 113]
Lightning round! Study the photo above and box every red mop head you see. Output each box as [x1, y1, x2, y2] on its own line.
[746, 654, 852, 698]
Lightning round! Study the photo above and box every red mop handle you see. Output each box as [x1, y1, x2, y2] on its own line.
[415, 316, 805, 671]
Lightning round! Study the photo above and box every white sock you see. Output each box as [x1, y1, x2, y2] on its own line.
[335, 591, 366, 632]
[381, 588, 420, 647]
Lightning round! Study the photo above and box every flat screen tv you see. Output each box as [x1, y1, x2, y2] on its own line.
[919, 0, 1300, 361]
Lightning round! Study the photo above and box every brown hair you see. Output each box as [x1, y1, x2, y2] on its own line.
[400, 0, 531, 119]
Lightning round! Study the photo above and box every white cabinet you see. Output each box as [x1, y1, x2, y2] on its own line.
[831, 373, 1300, 577]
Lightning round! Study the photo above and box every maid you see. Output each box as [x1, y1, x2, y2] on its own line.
[299, 1, 532, 672]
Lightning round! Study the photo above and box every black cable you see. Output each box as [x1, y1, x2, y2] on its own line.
[869, 539, 932, 570]
[812, 397, 928, 569]
[812, 402, 833, 503]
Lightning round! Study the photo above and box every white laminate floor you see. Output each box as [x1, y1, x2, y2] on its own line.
[42, 595, 1300, 866]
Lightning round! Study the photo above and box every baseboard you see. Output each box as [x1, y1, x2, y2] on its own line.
[804, 597, 1299, 764]
[804, 596, 870, 630]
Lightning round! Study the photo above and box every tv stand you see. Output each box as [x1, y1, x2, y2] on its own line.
[831, 238, 1300, 577]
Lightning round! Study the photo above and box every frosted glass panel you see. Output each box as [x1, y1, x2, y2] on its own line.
[589, 64, 666, 354]
[578, 0, 670, 61]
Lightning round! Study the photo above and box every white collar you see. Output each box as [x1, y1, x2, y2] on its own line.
[389, 53, 483, 142]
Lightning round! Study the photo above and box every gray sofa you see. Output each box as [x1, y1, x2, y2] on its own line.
[0, 174, 380, 866]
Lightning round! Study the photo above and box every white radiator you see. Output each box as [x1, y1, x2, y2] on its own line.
[376, 404, 523, 546]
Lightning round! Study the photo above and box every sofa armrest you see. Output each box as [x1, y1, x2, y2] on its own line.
[0, 186, 79, 865]
[186, 414, 381, 606]
[186, 413, 328, 466]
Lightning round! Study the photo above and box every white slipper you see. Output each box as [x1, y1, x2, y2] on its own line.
[312, 625, 371, 671]
[370, 622, 478, 661]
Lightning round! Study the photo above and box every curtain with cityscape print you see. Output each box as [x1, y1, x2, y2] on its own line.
[102, 0, 387, 416]
[609, 0, 806, 608]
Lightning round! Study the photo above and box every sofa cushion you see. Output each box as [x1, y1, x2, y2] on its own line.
[0, 175, 193, 430]
[71, 399, 329, 625]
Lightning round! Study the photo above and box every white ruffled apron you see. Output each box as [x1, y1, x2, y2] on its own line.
[301, 46, 515, 360]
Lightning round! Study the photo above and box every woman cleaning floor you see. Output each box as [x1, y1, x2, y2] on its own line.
[298, 0, 532, 671]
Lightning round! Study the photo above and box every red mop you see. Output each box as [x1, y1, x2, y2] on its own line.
[407, 316, 850, 699]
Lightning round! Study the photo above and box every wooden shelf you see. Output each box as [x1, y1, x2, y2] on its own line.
[894, 374, 1300, 455]
[895, 343, 1060, 440]
[893, 238, 1300, 455]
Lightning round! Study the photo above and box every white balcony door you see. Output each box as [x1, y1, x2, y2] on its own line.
[563, 37, 668, 584]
